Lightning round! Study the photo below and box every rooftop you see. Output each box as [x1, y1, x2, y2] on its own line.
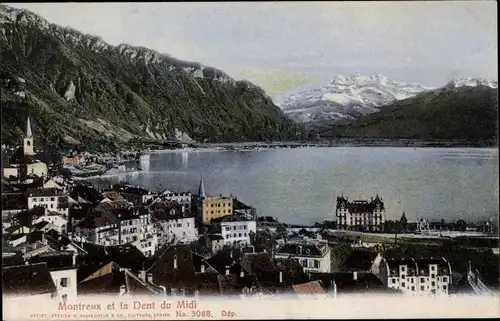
[276, 241, 329, 257]
[212, 214, 254, 223]
[26, 188, 61, 198]
[150, 244, 199, 293]
[341, 249, 379, 271]
[2, 262, 57, 296]
[292, 280, 327, 295]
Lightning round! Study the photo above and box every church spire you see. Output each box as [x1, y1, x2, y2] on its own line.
[26, 117, 33, 138]
[198, 172, 206, 198]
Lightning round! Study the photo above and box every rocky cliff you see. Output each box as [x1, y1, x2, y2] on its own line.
[0, 5, 303, 151]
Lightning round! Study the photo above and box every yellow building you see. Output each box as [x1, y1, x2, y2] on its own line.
[62, 147, 86, 166]
[62, 155, 85, 166]
[202, 196, 234, 224]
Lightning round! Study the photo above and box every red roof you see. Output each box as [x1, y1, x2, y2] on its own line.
[292, 281, 327, 295]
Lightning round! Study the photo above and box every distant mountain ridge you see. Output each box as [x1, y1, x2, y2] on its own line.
[281, 73, 433, 125]
[323, 84, 498, 144]
[446, 78, 498, 89]
[0, 5, 303, 151]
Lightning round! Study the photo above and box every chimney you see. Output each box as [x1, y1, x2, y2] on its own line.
[229, 250, 233, 259]
[279, 271, 283, 283]
[353, 272, 358, 280]
[173, 256, 178, 269]
[333, 280, 337, 299]
[72, 253, 76, 266]
[240, 270, 245, 278]
[139, 270, 146, 282]
[225, 266, 230, 275]
[159, 285, 166, 295]
[147, 273, 153, 283]
[119, 284, 127, 296]
[201, 264, 205, 273]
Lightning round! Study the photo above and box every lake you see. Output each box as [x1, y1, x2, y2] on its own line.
[89, 147, 499, 226]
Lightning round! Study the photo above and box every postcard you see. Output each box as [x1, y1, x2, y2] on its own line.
[1, 1, 499, 320]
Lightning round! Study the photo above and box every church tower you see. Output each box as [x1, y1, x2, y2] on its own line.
[198, 172, 206, 198]
[23, 117, 35, 156]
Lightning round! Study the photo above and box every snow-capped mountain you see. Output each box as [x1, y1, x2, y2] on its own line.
[281, 73, 433, 125]
[446, 78, 498, 89]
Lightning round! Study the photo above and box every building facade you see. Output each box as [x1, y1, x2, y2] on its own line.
[202, 197, 234, 224]
[159, 191, 192, 208]
[164, 216, 198, 243]
[27, 188, 69, 217]
[383, 257, 452, 295]
[49, 267, 78, 301]
[212, 214, 256, 247]
[275, 238, 332, 273]
[33, 215, 68, 235]
[336, 195, 385, 231]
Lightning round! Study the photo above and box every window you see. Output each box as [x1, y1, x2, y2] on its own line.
[431, 266, 436, 271]
[431, 274, 436, 279]
[60, 278, 69, 287]
[443, 277, 448, 283]
[401, 282, 406, 287]
[314, 260, 320, 269]
[62, 294, 68, 301]
[420, 277, 425, 283]
[411, 278, 414, 284]
[238, 233, 242, 237]
[443, 285, 447, 291]
[411, 286, 415, 291]
[392, 278, 396, 284]
[420, 286, 425, 291]
[41, 198, 45, 202]
[50, 197, 55, 201]
[431, 281, 436, 286]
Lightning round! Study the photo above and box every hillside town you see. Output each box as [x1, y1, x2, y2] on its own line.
[2, 118, 498, 301]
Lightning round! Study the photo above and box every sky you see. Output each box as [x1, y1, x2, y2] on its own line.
[6, 1, 498, 98]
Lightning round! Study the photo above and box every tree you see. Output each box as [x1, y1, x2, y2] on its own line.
[276, 224, 287, 238]
[456, 220, 467, 232]
[400, 212, 408, 233]
[440, 219, 446, 231]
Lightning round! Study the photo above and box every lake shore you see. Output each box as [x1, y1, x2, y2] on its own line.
[142, 139, 497, 154]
